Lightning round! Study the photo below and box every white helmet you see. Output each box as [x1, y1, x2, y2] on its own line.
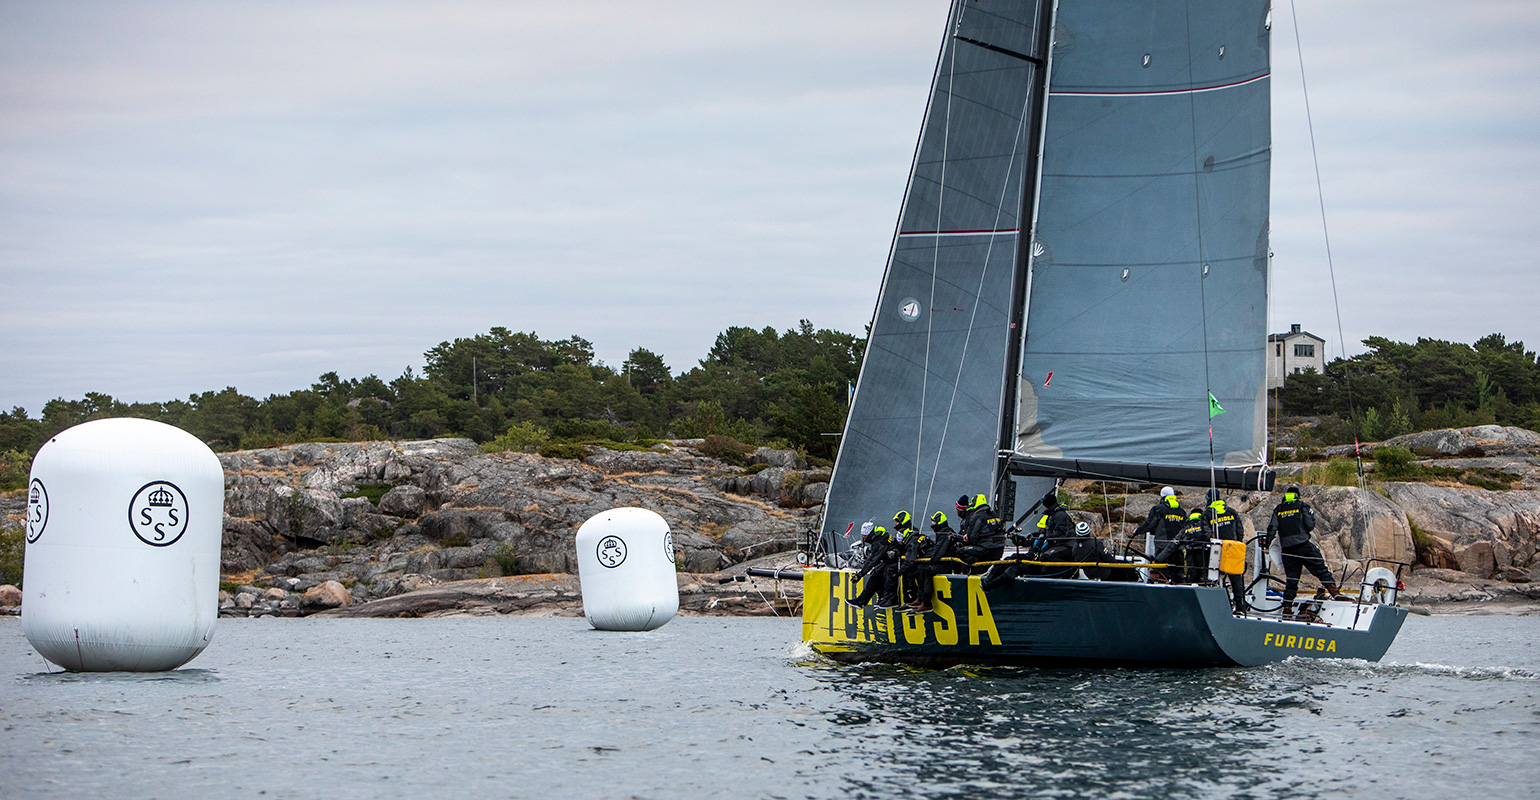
[1159, 487, 1176, 498]
[1074, 521, 1091, 537]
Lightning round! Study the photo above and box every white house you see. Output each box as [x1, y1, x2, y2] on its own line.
[1267, 323, 1325, 389]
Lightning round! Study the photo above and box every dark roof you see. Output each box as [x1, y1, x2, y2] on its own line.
[1268, 330, 1325, 343]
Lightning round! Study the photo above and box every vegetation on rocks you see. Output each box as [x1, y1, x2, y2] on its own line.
[1276, 333, 1540, 445]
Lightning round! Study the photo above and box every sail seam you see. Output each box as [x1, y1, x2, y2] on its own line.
[898, 228, 1020, 237]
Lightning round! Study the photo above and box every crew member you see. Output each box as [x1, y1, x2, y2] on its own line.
[1156, 510, 1209, 583]
[899, 514, 937, 612]
[927, 502, 966, 574]
[890, 511, 919, 604]
[955, 494, 1005, 572]
[1204, 489, 1246, 613]
[1032, 491, 1076, 572]
[1135, 487, 1189, 560]
[1264, 486, 1344, 613]
[853, 525, 901, 607]
[985, 490, 1070, 588]
[1065, 521, 1117, 580]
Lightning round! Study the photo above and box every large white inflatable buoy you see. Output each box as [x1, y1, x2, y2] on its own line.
[23, 418, 224, 671]
[575, 507, 678, 631]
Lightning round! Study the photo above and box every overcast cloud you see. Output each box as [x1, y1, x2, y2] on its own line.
[2, 1, 1536, 414]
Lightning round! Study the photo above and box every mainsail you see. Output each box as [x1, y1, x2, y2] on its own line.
[824, 0, 1275, 539]
[1012, 0, 1274, 489]
[822, 0, 1055, 537]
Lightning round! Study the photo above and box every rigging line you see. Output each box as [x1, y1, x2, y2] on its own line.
[1182, 0, 1218, 495]
[916, 0, 967, 514]
[1288, 0, 1363, 486]
[921, 46, 1036, 522]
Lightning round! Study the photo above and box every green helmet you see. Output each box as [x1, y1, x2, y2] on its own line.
[894, 510, 912, 528]
[930, 510, 948, 527]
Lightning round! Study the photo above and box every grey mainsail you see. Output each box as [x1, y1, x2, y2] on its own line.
[1013, 0, 1273, 486]
[822, 0, 1053, 537]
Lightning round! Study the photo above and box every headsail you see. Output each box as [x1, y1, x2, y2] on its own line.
[1012, 0, 1274, 490]
[823, 0, 1054, 536]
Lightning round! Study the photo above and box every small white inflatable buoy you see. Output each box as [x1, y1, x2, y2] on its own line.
[23, 418, 224, 671]
[575, 507, 678, 631]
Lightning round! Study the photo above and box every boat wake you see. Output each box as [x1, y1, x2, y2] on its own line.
[1263, 655, 1536, 682]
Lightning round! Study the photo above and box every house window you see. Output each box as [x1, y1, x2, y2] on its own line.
[1294, 343, 1315, 358]
[1275, 344, 1282, 356]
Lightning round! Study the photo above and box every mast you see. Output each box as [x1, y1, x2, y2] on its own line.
[994, 0, 1059, 518]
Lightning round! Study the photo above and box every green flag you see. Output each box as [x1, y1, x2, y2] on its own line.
[1208, 392, 1226, 418]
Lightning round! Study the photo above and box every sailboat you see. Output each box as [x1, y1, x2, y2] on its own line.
[794, 0, 1407, 667]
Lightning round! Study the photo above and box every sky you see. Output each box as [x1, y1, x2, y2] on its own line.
[2, 0, 1537, 415]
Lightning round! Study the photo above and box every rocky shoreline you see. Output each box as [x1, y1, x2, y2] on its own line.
[3, 425, 1538, 620]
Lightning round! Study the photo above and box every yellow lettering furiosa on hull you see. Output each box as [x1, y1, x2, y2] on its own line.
[1263, 631, 1337, 653]
[801, 570, 999, 650]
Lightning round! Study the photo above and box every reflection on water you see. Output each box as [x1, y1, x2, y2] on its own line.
[19, 668, 222, 685]
[809, 662, 1290, 799]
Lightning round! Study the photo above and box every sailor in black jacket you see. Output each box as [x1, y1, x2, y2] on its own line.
[898, 512, 938, 611]
[1135, 487, 1189, 560]
[1265, 486, 1343, 608]
[1156, 509, 1209, 583]
[955, 494, 1005, 571]
[1204, 489, 1247, 612]
[853, 526, 901, 606]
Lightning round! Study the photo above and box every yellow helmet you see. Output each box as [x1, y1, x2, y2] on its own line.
[894, 510, 912, 528]
[968, 494, 988, 511]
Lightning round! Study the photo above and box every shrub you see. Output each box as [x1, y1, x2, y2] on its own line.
[0, 449, 31, 493]
[481, 421, 549, 454]
[1462, 468, 1518, 491]
[700, 434, 752, 466]
[1372, 446, 1419, 481]
[1303, 458, 1359, 486]
[341, 483, 393, 505]
[0, 526, 23, 587]
[493, 544, 519, 575]
[538, 442, 588, 460]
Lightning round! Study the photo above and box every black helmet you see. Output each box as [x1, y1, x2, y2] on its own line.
[1287, 485, 1302, 495]
[1206, 488, 1221, 502]
[1042, 491, 1059, 509]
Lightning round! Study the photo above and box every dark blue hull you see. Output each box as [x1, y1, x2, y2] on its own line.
[802, 569, 1407, 668]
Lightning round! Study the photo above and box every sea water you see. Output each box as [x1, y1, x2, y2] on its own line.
[1, 614, 1535, 799]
